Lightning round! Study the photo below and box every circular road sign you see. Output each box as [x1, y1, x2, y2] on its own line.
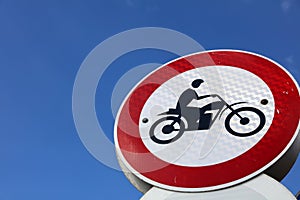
[114, 50, 300, 192]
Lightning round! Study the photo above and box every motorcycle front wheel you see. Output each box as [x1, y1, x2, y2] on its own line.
[225, 107, 266, 137]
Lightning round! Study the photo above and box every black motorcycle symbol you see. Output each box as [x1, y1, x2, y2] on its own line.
[146, 94, 266, 144]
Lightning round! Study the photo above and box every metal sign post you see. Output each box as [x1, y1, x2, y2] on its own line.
[141, 174, 297, 200]
[115, 50, 300, 198]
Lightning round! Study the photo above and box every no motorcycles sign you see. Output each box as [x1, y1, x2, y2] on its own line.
[115, 50, 300, 192]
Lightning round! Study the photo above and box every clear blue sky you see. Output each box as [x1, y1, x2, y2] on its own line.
[0, 0, 299, 199]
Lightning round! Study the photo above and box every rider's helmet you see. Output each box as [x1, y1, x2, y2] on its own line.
[191, 79, 204, 88]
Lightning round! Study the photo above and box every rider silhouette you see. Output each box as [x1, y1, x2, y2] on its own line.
[175, 79, 216, 130]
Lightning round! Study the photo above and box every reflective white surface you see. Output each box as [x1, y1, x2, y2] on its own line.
[140, 66, 275, 166]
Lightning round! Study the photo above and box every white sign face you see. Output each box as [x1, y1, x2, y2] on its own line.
[139, 66, 275, 167]
[115, 50, 300, 192]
